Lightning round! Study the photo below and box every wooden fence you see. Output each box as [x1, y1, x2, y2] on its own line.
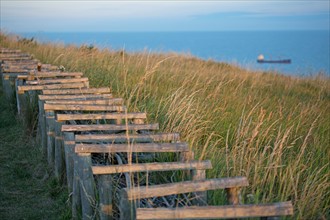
[0, 47, 293, 220]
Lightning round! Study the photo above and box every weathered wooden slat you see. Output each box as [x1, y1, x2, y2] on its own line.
[1, 62, 40, 65]
[0, 49, 19, 52]
[92, 160, 212, 174]
[57, 112, 146, 121]
[2, 59, 38, 63]
[1, 63, 38, 69]
[124, 177, 249, 200]
[2, 64, 57, 71]
[75, 133, 180, 142]
[1, 64, 37, 70]
[2, 68, 34, 73]
[44, 103, 124, 111]
[22, 74, 80, 81]
[0, 57, 32, 61]
[0, 53, 31, 59]
[16, 74, 32, 79]
[62, 123, 159, 132]
[0, 49, 21, 53]
[25, 77, 89, 85]
[0, 52, 30, 56]
[18, 82, 87, 93]
[1, 62, 36, 67]
[0, 52, 26, 55]
[0, 54, 30, 59]
[2, 62, 39, 67]
[75, 142, 188, 153]
[136, 202, 294, 219]
[39, 93, 113, 101]
[42, 87, 110, 95]
[25, 71, 83, 78]
[0, 54, 25, 57]
[2, 66, 35, 69]
[2, 69, 30, 73]
[45, 98, 123, 105]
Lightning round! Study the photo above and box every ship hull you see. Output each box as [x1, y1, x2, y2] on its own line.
[257, 59, 291, 64]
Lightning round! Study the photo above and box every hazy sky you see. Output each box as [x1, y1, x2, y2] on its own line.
[1, 0, 329, 32]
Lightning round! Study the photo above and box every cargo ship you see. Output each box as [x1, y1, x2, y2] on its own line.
[257, 54, 291, 64]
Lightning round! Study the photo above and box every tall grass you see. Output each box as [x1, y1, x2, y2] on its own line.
[1, 33, 329, 218]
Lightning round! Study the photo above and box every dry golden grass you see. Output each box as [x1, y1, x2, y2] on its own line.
[1, 33, 329, 219]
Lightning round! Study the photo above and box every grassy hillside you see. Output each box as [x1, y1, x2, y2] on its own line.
[0, 73, 70, 219]
[1, 33, 329, 219]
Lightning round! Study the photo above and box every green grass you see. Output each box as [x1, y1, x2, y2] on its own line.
[1, 33, 329, 219]
[0, 77, 71, 219]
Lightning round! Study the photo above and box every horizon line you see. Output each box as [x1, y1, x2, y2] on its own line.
[2, 29, 329, 34]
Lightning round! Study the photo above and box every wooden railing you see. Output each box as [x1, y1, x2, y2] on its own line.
[0, 47, 293, 220]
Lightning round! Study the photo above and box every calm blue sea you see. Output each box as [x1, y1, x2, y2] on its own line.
[21, 31, 329, 76]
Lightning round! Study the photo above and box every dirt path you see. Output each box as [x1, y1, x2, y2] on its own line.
[0, 86, 70, 219]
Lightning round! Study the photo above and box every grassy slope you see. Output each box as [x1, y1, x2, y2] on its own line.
[1, 33, 329, 219]
[0, 78, 70, 219]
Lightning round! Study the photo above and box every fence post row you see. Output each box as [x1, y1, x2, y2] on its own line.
[0, 48, 294, 219]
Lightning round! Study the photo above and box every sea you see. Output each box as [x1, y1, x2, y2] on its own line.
[20, 31, 330, 76]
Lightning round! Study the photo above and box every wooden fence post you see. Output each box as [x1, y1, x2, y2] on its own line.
[180, 150, 207, 205]
[54, 120, 64, 182]
[28, 90, 38, 107]
[63, 132, 75, 192]
[78, 153, 96, 220]
[45, 110, 55, 168]
[9, 75, 19, 103]
[261, 217, 280, 220]
[15, 78, 22, 114]
[38, 99, 47, 155]
[2, 74, 12, 100]
[98, 175, 113, 220]
[27, 90, 38, 132]
[225, 186, 242, 220]
[72, 148, 81, 219]
[119, 189, 135, 220]
[16, 79, 27, 117]
[225, 187, 241, 205]
[192, 169, 207, 205]
[1, 69, 5, 93]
